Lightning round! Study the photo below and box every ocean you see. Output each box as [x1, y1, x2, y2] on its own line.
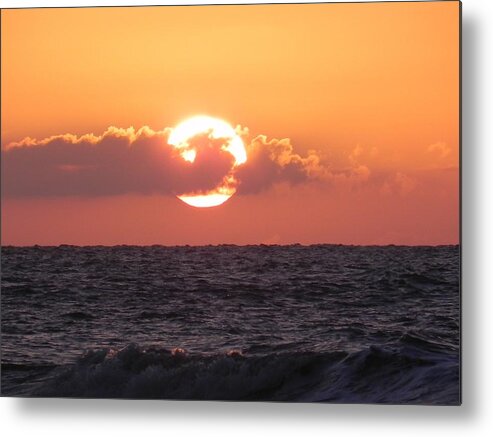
[0, 245, 460, 404]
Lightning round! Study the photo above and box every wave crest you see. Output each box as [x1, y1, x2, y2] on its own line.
[32, 343, 459, 404]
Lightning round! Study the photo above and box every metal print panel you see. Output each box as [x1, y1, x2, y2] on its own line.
[0, 1, 461, 404]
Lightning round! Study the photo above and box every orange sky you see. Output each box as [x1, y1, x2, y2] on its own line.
[1, 2, 460, 246]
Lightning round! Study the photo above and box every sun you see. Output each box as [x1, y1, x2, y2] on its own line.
[168, 115, 247, 208]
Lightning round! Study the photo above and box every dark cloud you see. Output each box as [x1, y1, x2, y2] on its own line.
[235, 135, 324, 194]
[2, 127, 235, 198]
[1, 126, 367, 199]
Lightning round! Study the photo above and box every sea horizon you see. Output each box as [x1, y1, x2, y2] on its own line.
[1, 242, 461, 249]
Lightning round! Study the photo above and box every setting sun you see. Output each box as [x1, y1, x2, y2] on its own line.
[168, 115, 247, 208]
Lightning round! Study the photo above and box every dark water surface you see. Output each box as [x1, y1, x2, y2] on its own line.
[1, 245, 460, 403]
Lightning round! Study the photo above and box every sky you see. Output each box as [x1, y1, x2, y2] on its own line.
[1, 1, 460, 246]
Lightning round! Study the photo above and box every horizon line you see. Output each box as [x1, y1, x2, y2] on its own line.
[1, 242, 460, 248]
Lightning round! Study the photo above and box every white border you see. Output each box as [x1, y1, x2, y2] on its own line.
[4, 0, 442, 7]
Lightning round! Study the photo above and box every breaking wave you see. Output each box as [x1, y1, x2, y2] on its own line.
[2, 245, 460, 403]
[31, 336, 459, 404]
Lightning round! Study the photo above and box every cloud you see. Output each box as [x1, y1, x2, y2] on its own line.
[427, 141, 451, 159]
[380, 172, 417, 196]
[236, 137, 377, 194]
[234, 135, 326, 194]
[2, 126, 239, 198]
[2, 126, 338, 199]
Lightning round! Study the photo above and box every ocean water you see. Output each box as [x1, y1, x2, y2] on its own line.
[1, 245, 460, 404]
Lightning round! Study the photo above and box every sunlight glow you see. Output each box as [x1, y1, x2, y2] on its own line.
[168, 116, 247, 208]
[177, 193, 232, 208]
